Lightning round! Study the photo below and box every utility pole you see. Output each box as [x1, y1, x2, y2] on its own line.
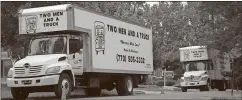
[209, 3, 215, 91]
[230, 53, 234, 96]
[164, 68, 166, 88]
[231, 60, 234, 96]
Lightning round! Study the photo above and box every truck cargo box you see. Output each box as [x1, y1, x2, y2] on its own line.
[19, 4, 153, 74]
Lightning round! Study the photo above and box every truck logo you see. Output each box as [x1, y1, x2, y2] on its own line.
[24, 63, 30, 68]
[190, 75, 194, 80]
[26, 16, 37, 34]
[94, 21, 105, 55]
[184, 50, 190, 60]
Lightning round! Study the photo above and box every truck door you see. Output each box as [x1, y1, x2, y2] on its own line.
[68, 36, 83, 75]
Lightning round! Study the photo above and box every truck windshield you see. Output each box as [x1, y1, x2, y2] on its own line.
[185, 62, 206, 71]
[28, 36, 67, 55]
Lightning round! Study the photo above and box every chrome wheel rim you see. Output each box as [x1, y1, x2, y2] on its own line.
[127, 79, 133, 92]
[61, 79, 70, 95]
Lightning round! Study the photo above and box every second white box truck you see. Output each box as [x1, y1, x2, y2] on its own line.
[7, 4, 153, 99]
[179, 46, 231, 92]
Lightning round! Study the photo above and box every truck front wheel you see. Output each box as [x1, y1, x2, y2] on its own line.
[54, 73, 72, 99]
[200, 82, 210, 91]
[116, 76, 133, 96]
[11, 87, 29, 100]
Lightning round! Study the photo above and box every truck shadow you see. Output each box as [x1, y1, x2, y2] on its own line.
[1, 94, 118, 100]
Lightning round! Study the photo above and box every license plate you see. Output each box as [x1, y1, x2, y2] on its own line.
[22, 80, 32, 85]
[190, 83, 195, 85]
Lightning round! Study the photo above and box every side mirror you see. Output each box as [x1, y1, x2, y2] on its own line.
[79, 49, 83, 54]
[79, 50, 82, 54]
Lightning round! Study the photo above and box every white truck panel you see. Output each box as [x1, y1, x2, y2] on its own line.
[74, 8, 153, 73]
[179, 46, 209, 62]
[19, 4, 70, 34]
[210, 49, 223, 79]
[210, 49, 231, 79]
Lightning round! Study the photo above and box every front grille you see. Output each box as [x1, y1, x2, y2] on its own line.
[184, 76, 201, 81]
[14, 65, 42, 76]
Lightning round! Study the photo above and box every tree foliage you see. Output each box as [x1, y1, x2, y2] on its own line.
[1, 2, 242, 76]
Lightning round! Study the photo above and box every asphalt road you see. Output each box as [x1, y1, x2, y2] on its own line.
[1, 84, 242, 100]
[80, 90, 242, 100]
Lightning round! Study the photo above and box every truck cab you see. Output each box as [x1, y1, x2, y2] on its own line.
[180, 60, 212, 92]
[7, 32, 84, 99]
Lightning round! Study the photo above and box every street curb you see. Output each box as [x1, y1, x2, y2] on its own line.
[163, 86, 181, 92]
[133, 91, 146, 95]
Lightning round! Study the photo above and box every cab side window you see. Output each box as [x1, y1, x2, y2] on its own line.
[208, 60, 214, 70]
[211, 62, 214, 70]
[210, 60, 214, 70]
[69, 39, 82, 54]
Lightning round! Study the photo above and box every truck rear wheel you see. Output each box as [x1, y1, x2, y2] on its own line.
[116, 76, 133, 96]
[84, 88, 101, 96]
[11, 87, 29, 100]
[181, 87, 187, 92]
[54, 73, 72, 99]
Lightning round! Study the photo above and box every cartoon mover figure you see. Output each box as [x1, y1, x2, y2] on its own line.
[26, 16, 37, 34]
[94, 21, 105, 55]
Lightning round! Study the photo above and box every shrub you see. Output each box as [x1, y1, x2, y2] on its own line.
[156, 80, 176, 86]
[141, 75, 178, 86]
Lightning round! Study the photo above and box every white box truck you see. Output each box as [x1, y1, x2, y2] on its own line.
[7, 4, 153, 99]
[179, 46, 231, 92]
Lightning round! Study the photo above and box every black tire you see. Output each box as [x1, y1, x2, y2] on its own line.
[11, 87, 29, 100]
[132, 76, 139, 88]
[116, 76, 133, 96]
[84, 88, 101, 96]
[202, 82, 210, 91]
[54, 73, 72, 99]
[200, 85, 209, 91]
[181, 87, 187, 92]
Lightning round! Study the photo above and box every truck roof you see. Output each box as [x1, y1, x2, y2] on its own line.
[20, 4, 70, 15]
[19, 4, 150, 29]
[179, 46, 207, 50]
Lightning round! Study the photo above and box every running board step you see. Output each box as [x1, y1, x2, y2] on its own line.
[74, 86, 88, 89]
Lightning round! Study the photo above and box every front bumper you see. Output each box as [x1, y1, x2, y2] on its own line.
[7, 74, 60, 87]
[180, 81, 207, 88]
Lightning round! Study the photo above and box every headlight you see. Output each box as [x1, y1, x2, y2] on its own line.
[200, 76, 208, 81]
[45, 66, 60, 74]
[7, 69, 13, 78]
[180, 77, 185, 82]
